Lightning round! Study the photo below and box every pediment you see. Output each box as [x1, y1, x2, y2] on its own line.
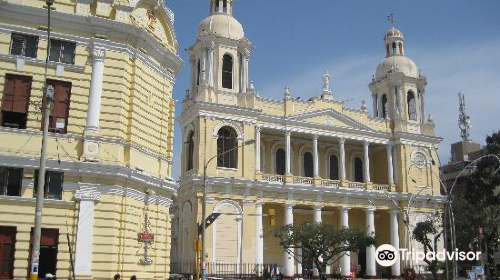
[289, 109, 373, 131]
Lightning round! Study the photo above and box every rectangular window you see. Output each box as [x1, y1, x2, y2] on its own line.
[49, 39, 76, 64]
[29, 228, 58, 279]
[10, 33, 38, 58]
[0, 167, 23, 196]
[42, 80, 72, 134]
[0, 226, 16, 279]
[1, 74, 32, 129]
[34, 170, 63, 200]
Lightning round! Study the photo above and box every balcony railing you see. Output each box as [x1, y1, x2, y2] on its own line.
[373, 184, 390, 192]
[348, 182, 365, 189]
[262, 174, 285, 183]
[321, 179, 340, 188]
[292, 176, 314, 185]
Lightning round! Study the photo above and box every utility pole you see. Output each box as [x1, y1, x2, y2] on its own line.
[29, 0, 54, 279]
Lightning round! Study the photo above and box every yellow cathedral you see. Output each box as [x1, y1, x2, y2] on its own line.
[175, 0, 445, 278]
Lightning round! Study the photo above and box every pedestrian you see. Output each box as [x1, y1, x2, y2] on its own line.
[130, 275, 137, 280]
[114, 274, 121, 280]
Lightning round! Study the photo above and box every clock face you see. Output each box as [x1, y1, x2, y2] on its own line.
[413, 153, 426, 168]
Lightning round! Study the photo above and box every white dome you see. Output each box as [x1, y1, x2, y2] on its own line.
[375, 55, 419, 80]
[197, 13, 244, 40]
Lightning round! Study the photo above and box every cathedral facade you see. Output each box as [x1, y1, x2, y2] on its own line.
[176, 0, 445, 278]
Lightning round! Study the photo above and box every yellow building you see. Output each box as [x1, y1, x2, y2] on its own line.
[0, 0, 182, 278]
[175, 0, 445, 278]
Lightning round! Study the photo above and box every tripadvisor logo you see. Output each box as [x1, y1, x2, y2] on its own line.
[375, 244, 482, 267]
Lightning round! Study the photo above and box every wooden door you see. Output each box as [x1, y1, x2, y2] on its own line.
[0, 227, 16, 279]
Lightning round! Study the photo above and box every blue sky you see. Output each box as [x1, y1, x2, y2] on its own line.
[167, 0, 500, 179]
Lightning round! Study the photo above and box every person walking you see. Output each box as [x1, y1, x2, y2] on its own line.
[114, 274, 121, 280]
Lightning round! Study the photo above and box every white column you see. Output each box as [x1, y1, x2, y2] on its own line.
[339, 207, 350, 277]
[365, 209, 376, 277]
[339, 138, 346, 180]
[313, 134, 319, 177]
[207, 42, 214, 87]
[372, 94, 378, 117]
[386, 144, 394, 185]
[313, 206, 322, 277]
[363, 141, 371, 183]
[255, 126, 261, 172]
[390, 210, 401, 277]
[297, 244, 303, 276]
[200, 47, 207, 84]
[284, 204, 295, 277]
[420, 91, 426, 124]
[85, 47, 106, 132]
[285, 131, 291, 175]
[241, 50, 249, 93]
[74, 191, 101, 276]
[255, 202, 264, 274]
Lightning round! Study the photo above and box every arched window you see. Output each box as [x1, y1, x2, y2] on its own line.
[196, 59, 201, 86]
[217, 127, 237, 168]
[222, 54, 233, 89]
[304, 152, 313, 178]
[354, 157, 364, 182]
[392, 42, 397, 55]
[187, 131, 194, 171]
[382, 94, 388, 119]
[276, 148, 286, 175]
[407, 91, 417, 120]
[329, 155, 339, 180]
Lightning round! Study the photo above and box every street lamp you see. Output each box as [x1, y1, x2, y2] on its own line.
[199, 138, 256, 280]
[30, 0, 54, 280]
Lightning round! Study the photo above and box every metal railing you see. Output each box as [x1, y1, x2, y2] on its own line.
[171, 262, 281, 280]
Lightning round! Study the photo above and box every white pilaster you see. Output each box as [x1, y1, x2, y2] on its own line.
[255, 126, 261, 172]
[365, 209, 376, 277]
[313, 134, 319, 177]
[339, 206, 350, 277]
[372, 94, 377, 117]
[390, 210, 401, 277]
[241, 50, 249, 93]
[85, 47, 106, 132]
[339, 138, 346, 180]
[386, 144, 394, 185]
[420, 91, 426, 124]
[200, 47, 207, 84]
[285, 131, 291, 175]
[207, 42, 214, 87]
[364, 141, 371, 183]
[284, 204, 294, 277]
[74, 190, 101, 276]
[255, 202, 264, 274]
[313, 205, 322, 277]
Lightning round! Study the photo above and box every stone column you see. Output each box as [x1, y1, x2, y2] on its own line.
[255, 126, 261, 173]
[74, 190, 102, 277]
[241, 50, 249, 93]
[390, 210, 401, 277]
[313, 206, 322, 277]
[339, 138, 346, 180]
[313, 134, 319, 177]
[420, 91, 426, 124]
[386, 144, 394, 185]
[365, 209, 376, 277]
[339, 207, 350, 277]
[364, 141, 371, 183]
[85, 47, 106, 132]
[207, 42, 215, 87]
[284, 204, 295, 277]
[200, 47, 207, 84]
[372, 94, 378, 117]
[285, 131, 291, 175]
[255, 202, 264, 275]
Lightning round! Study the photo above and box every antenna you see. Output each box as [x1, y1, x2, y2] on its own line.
[458, 92, 471, 141]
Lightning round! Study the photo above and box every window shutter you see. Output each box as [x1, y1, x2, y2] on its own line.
[46, 80, 71, 133]
[10, 35, 24, 56]
[2, 75, 31, 113]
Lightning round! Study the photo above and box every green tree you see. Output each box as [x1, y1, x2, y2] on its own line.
[274, 222, 376, 280]
[413, 219, 443, 280]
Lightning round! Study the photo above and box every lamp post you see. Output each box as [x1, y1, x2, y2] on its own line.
[199, 139, 256, 280]
[428, 148, 500, 280]
[30, 1, 54, 280]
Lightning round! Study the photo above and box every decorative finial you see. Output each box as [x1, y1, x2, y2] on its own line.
[387, 13, 395, 27]
[458, 92, 471, 141]
[361, 100, 367, 112]
[284, 85, 291, 99]
[249, 80, 255, 90]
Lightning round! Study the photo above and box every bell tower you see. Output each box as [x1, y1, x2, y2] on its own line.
[369, 26, 430, 134]
[184, 0, 254, 107]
